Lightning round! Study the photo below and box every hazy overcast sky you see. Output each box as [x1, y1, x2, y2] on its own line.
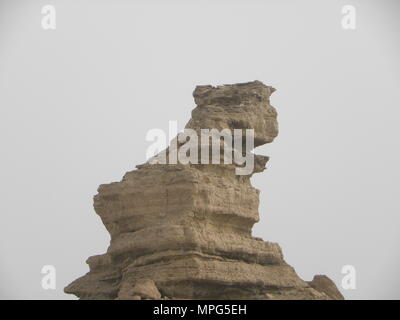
[1, 0, 399, 299]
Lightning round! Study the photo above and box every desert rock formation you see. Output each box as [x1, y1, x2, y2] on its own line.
[65, 81, 343, 300]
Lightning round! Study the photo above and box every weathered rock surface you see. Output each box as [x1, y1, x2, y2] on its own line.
[116, 279, 161, 300]
[308, 275, 345, 300]
[65, 81, 343, 300]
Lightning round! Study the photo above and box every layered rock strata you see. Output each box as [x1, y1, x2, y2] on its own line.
[65, 81, 343, 300]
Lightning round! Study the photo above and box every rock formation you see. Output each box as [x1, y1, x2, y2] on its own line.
[65, 81, 343, 300]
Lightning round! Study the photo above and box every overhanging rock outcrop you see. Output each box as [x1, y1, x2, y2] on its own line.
[65, 81, 344, 300]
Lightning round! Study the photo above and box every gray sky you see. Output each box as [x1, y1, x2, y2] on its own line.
[0, 0, 399, 299]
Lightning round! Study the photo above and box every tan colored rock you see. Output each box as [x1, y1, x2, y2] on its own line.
[116, 279, 160, 300]
[308, 275, 345, 300]
[65, 81, 342, 300]
[131, 279, 161, 300]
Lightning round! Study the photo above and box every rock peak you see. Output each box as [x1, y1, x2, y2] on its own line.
[193, 80, 276, 107]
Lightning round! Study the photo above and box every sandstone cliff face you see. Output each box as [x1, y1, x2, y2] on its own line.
[65, 81, 343, 300]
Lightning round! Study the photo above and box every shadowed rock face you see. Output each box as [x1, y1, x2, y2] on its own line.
[65, 81, 343, 300]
